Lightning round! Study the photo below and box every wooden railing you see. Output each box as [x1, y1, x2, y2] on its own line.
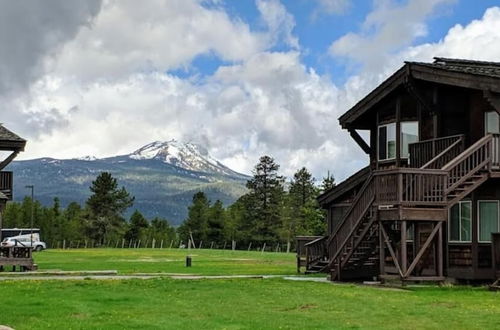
[443, 134, 493, 193]
[304, 236, 327, 267]
[0, 171, 13, 200]
[374, 168, 448, 206]
[327, 175, 375, 265]
[409, 134, 464, 168]
[491, 134, 500, 169]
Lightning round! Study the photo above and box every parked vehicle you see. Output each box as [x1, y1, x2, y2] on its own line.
[1, 234, 46, 251]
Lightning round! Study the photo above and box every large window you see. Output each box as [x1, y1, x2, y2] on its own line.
[401, 121, 419, 158]
[449, 201, 472, 242]
[378, 123, 396, 160]
[478, 201, 499, 242]
[485, 111, 500, 134]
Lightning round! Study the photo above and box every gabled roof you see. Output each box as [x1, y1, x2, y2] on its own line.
[0, 124, 26, 151]
[339, 57, 500, 129]
[317, 166, 370, 207]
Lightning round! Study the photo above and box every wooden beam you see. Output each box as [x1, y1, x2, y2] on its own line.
[379, 222, 385, 275]
[380, 224, 404, 277]
[401, 221, 407, 275]
[404, 222, 442, 278]
[0, 151, 19, 171]
[483, 90, 500, 115]
[348, 128, 371, 155]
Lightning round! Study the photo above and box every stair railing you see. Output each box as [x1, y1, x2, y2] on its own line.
[420, 135, 465, 169]
[442, 134, 493, 194]
[304, 236, 327, 269]
[326, 174, 375, 269]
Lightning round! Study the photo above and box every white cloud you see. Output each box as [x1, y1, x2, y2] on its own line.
[256, 0, 299, 49]
[312, 0, 351, 19]
[329, 0, 456, 71]
[6, 0, 500, 184]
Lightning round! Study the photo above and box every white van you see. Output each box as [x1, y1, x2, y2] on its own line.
[1, 234, 46, 251]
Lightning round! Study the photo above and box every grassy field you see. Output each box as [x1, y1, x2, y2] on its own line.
[0, 249, 499, 329]
[0, 277, 499, 329]
[31, 248, 297, 275]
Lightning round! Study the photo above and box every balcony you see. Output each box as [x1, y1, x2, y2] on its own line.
[0, 171, 13, 200]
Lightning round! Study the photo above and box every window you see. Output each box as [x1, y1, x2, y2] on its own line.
[378, 123, 396, 160]
[478, 201, 499, 242]
[449, 201, 472, 242]
[401, 121, 419, 158]
[485, 111, 500, 134]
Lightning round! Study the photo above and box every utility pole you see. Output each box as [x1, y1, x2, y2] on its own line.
[25, 185, 34, 247]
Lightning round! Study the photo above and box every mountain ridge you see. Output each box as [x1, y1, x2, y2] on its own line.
[7, 140, 250, 225]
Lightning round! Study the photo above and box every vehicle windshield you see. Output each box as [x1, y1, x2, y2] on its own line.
[2, 238, 10, 242]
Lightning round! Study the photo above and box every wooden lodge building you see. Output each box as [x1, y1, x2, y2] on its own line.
[0, 124, 32, 270]
[301, 58, 500, 282]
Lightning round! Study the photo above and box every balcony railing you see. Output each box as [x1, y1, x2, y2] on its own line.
[374, 168, 448, 207]
[409, 134, 465, 169]
[0, 171, 13, 200]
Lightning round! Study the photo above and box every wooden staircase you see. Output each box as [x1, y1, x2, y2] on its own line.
[306, 133, 500, 281]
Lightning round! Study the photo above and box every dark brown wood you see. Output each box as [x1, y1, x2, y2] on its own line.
[348, 128, 371, 154]
[405, 222, 442, 278]
[492, 233, 500, 278]
[311, 58, 500, 282]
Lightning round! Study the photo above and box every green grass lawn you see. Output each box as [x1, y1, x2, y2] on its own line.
[0, 278, 499, 329]
[31, 248, 297, 275]
[0, 249, 498, 329]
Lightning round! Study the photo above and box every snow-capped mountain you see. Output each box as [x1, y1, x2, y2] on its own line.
[9, 141, 249, 224]
[129, 140, 242, 177]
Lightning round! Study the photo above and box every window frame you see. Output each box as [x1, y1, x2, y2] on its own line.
[378, 122, 396, 161]
[477, 200, 500, 243]
[400, 121, 419, 159]
[485, 111, 500, 135]
[448, 200, 472, 243]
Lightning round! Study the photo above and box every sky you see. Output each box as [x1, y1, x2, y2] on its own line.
[1, 0, 500, 182]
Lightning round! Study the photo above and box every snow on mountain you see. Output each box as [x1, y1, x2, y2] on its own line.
[129, 140, 245, 177]
[75, 155, 98, 161]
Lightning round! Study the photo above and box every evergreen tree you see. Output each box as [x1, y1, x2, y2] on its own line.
[246, 155, 285, 244]
[177, 191, 210, 245]
[207, 200, 225, 246]
[148, 217, 176, 246]
[321, 171, 336, 192]
[125, 210, 149, 242]
[86, 172, 134, 243]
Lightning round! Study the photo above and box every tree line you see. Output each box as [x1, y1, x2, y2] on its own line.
[2, 172, 176, 247]
[178, 155, 334, 251]
[2, 156, 334, 251]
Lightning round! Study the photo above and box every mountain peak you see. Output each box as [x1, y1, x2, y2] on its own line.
[129, 140, 244, 177]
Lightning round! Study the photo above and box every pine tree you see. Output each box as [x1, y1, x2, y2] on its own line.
[86, 172, 134, 243]
[321, 171, 336, 192]
[207, 200, 225, 246]
[246, 155, 285, 244]
[125, 210, 149, 242]
[177, 191, 210, 246]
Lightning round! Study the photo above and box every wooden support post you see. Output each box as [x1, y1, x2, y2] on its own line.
[379, 222, 385, 275]
[396, 96, 401, 167]
[437, 222, 443, 277]
[401, 221, 407, 276]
